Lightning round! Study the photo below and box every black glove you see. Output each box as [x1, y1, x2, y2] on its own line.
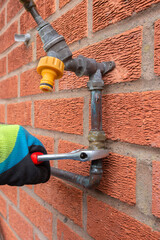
[0, 124, 50, 186]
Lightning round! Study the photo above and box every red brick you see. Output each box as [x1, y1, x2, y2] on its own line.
[87, 196, 160, 240]
[36, 34, 46, 60]
[36, 0, 55, 19]
[0, 76, 18, 99]
[58, 140, 89, 176]
[102, 91, 160, 147]
[0, 21, 18, 54]
[0, 217, 17, 240]
[0, 186, 17, 205]
[19, 189, 53, 239]
[152, 161, 160, 217]
[51, 0, 87, 45]
[0, 9, 5, 30]
[0, 0, 6, 8]
[59, 0, 71, 8]
[20, 68, 42, 97]
[93, 0, 160, 32]
[154, 19, 160, 75]
[98, 153, 136, 205]
[34, 177, 83, 226]
[0, 57, 6, 77]
[0, 195, 7, 219]
[0, 105, 5, 123]
[20, 11, 36, 34]
[57, 220, 84, 240]
[35, 234, 41, 240]
[34, 134, 54, 154]
[7, 101, 32, 126]
[8, 44, 33, 73]
[59, 27, 142, 90]
[7, 0, 22, 23]
[9, 206, 33, 240]
[20, 0, 55, 34]
[34, 98, 84, 135]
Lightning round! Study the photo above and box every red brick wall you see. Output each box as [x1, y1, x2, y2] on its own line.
[0, 0, 160, 239]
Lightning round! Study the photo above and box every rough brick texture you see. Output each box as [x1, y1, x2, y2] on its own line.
[34, 177, 83, 226]
[0, 21, 18, 54]
[0, 186, 17, 205]
[154, 19, 160, 75]
[34, 134, 54, 154]
[59, 0, 71, 8]
[52, 0, 87, 45]
[0, 57, 6, 77]
[35, 235, 41, 240]
[20, 68, 42, 96]
[7, 101, 32, 125]
[7, 0, 22, 23]
[87, 196, 160, 240]
[20, 189, 53, 239]
[0, 195, 7, 219]
[0, 0, 5, 8]
[93, 0, 160, 32]
[0, 105, 5, 123]
[9, 206, 33, 240]
[8, 44, 33, 73]
[36, 34, 46, 60]
[34, 98, 84, 135]
[57, 220, 84, 240]
[152, 161, 160, 218]
[0, 9, 5, 30]
[59, 27, 142, 90]
[102, 91, 160, 147]
[20, 11, 36, 34]
[36, 0, 55, 20]
[0, 76, 18, 99]
[98, 153, 136, 205]
[0, 217, 17, 240]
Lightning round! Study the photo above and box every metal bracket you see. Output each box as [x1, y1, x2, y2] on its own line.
[14, 33, 31, 45]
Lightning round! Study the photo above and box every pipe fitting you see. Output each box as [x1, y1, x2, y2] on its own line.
[88, 130, 106, 150]
[37, 22, 72, 62]
[87, 69, 104, 90]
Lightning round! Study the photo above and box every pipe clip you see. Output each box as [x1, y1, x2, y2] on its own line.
[14, 33, 31, 45]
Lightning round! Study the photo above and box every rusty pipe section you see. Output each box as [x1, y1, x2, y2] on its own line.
[20, 0, 115, 188]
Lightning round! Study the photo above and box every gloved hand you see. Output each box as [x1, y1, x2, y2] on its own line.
[0, 124, 50, 186]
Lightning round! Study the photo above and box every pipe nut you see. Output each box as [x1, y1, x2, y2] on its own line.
[88, 130, 106, 150]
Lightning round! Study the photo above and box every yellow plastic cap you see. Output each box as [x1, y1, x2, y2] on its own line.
[37, 56, 64, 92]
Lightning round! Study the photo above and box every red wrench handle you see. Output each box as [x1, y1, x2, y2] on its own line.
[31, 152, 43, 165]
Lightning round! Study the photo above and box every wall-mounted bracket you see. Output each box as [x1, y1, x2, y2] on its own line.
[14, 33, 31, 45]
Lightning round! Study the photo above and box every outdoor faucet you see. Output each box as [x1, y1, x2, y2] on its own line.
[19, 0, 115, 188]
